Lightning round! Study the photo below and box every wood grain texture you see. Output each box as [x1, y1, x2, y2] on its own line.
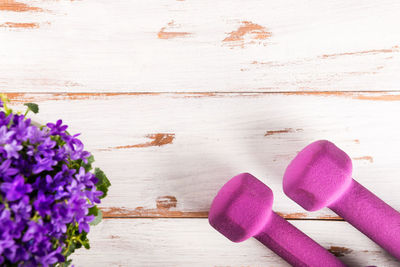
[5, 92, 400, 219]
[0, 0, 400, 92]
[70, 219, 400, 266]
[2, 0, 400, 264]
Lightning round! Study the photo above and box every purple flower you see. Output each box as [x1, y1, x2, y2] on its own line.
[86, 187, 103, 204]
[12, 115, 31, 141]
[51, 203, 73, 233]
[0, 210, 17, 263]
[78, 215, 94, 233]
[65, 134, 91, 162]
[11, 196, 32, 220]
[0, 125, 14, 144]
[0, 105, 108, 266]
[0, 209, 13, 233]
[0, 239, 16, 264]
[1, 175, 32, 201]
[14, 245, 30, 262]
[22, 221, 44, 242]
[0, 159, 18, 180]
[0, 239, 14, 255]
[34, 191, 54, 217]
[47, 119, 68, 136]
[26, 125, 46, 144]
[75, 167, 96, 187]
[68, 190, 88, 220]
[4, 140, 23, 159]
[0, 234, 14, 257]
[0, 112, 11, 127]
[39, 246, 64, 267]
[32, 151, 58, 174]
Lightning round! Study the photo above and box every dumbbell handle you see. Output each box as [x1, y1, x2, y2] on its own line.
[329, 179, 400, 259]
[254, 212, 346, 267]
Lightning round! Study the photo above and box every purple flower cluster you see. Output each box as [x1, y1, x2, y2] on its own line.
[0, 99, 106, 266]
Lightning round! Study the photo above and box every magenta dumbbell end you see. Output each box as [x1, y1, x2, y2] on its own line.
[209, 173, 274, 242]
[283, 140, 353, 211]
[209, 173, 346, 267]
[283, 140, 400, 259]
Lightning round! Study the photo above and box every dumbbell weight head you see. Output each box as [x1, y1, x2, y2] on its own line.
[283, 140, 353, 211]
[209, 173, 274, 242]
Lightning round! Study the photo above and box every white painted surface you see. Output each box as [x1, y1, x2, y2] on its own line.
[0, 0, 400, 92]
[2, 0, 400, 264]
[70, 219, 400, 266]
[8, 92, 400, 220]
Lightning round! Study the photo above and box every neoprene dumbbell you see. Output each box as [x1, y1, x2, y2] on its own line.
[283, 140, 400, 259]
[209, 173, 346, 267]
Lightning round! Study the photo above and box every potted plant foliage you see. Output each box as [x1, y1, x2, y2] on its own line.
[0, 95, 111, 266]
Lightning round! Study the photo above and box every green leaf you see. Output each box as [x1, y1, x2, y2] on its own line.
[0, 94, 12, 115]
[51, 135, 66, 146]
[82, 241, 91, 249]
[64, 242, 76, 257]
[24, 103, 39, 114]
[82, 155, 95, 172]
[80, 230, 88, 240]
[89, 208, 102, 226]
[94, 167, 111, 199]
[88, 206, 99, 216]
[57, 259, 73, 267]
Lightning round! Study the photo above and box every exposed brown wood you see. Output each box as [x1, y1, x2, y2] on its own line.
[353, 156, 374, 163]
[285, 91, 400, 101]
[5, 92, 400, 103]
[317, 214, 343, 221]
[100, 133, 175, 151]
[265, 128, 303, 136]
[181, 93, 218, 98]
[101, 208, 343, 221]
[276, 212, 307, 219]
[101, 207, 209, 218]
[321, 46, 399, 59]
[3, 92, 161, 103]
[328, 246, 353, 257]
[156, 196, 178, 209]
[158, 20, 191, 39]
[0, 22, 39, 29]
[0, 0, 42, 12]
[223, 21, 271, 48]
[353, 94, 400, 101]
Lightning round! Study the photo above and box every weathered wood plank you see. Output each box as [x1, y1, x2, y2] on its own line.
[4, 92, 400, 219]
[1, 0, 400, 92]
[70, 219, 400, 266]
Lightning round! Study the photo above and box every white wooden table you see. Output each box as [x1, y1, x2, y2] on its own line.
[2, 0, 400, 266]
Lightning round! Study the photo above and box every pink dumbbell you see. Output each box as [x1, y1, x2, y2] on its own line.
[209, 173, 346, 267]
[283, 140, 400, 259]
